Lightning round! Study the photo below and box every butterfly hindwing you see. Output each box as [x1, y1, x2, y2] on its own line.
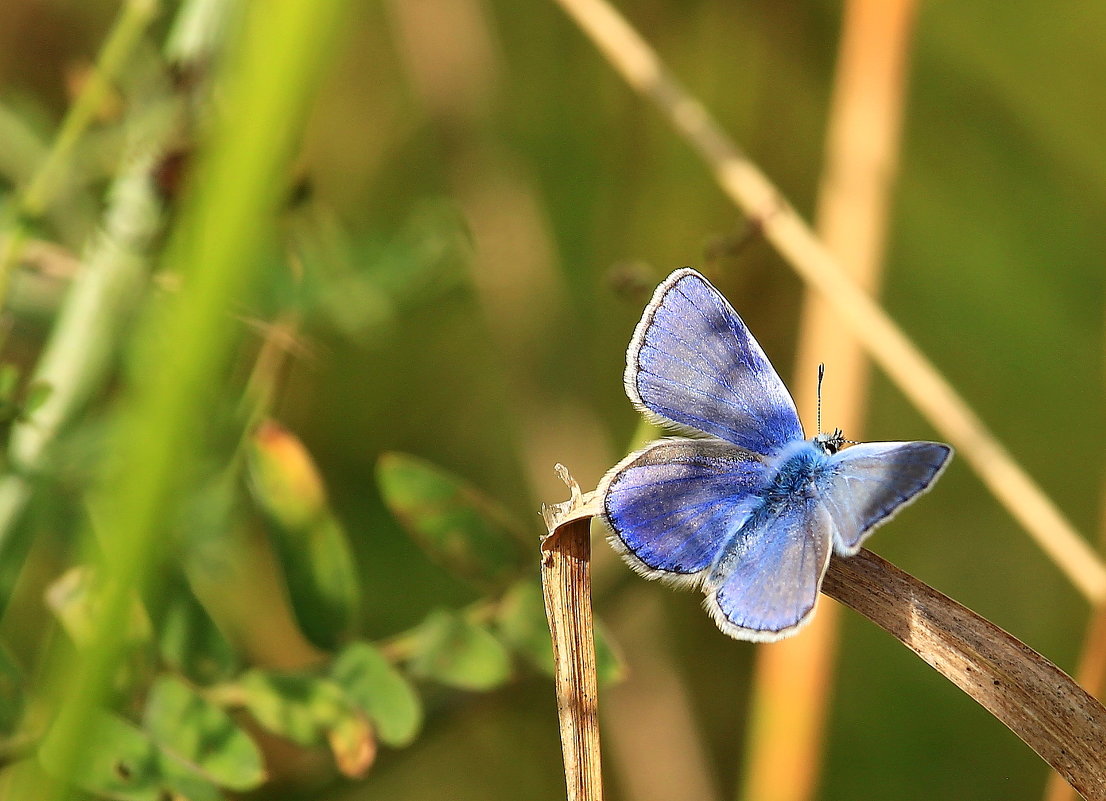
[626, 269, 803, 454]
[704, 493, 833, 641]
[601, 438, 769, 586]
[819, 441, 952, 556]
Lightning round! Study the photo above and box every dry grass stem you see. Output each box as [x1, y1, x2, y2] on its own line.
[1043, 607, 1106, 801]
[541, 465, 604, 801]
[1043, 472, 1106, 801]
[551, 0, 1106, 603]
[823, 550, 1106, 801]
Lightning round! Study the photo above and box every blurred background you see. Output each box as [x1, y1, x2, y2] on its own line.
[0, 1, 1103, 800]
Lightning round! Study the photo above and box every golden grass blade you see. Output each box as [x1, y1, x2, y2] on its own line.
[549, 0, 1106, 604]
[741, 3, 918, 800]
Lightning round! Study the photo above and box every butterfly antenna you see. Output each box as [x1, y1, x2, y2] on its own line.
[816, 363, 825, 435]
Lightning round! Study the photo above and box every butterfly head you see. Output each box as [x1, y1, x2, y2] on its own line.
[813, 428, 846, 455]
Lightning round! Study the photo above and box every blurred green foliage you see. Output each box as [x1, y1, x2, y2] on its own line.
[0, 0, 1100, 800]
[376, 452, 530, 591]
[330, 642, 422, 748]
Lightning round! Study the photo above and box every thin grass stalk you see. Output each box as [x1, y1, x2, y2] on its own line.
[821, 550, 1106, 801]
[0, 105, 93, 243]
[739, 3, 917, 801]
[542, 466, 604, 801]
[0, 0, 160, 307]
[550, 0, 1106, 604]
[22, 2, 350, 798]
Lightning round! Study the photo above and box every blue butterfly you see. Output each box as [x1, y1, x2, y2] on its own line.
[600, 268, 952, 641]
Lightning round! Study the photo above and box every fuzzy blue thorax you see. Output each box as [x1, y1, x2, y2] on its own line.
[761, 440, 833, 507]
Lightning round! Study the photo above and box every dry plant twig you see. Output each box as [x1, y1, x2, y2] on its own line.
[550, 0, 1106, 604]
[542, 467, 1106, 801]
[822, 550, 1106, 801]
[541, 465, 604, 801]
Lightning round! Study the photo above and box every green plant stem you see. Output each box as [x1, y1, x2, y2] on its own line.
[0, 105, 48, 189]
[27, 2, 350, 798]
[230, 313, 304, 476]
[0, 0, 239, 619]
[0, 0, 161, 308]
[0, 147, 165, 617]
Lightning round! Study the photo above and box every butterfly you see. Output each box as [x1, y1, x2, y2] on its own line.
[599, 268, 952, 641]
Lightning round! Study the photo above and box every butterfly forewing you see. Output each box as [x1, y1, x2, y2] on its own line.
[819, 441, 952, 556]
[602, 438, 769, 586]
[626, 269, 803, 455]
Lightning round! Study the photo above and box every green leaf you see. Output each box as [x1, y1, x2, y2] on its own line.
[0, 640, 23, 734]
[376, 453, 529, 589]
[22, 380, 52, 416]
[238, 670, 337, 746]
[407, 609, 511, 691]
[39, 711, 223, 801]
[495, 580, 555, 676]
[271, 513, 361, 651]
[593, 620, 627, 686]
[45, 566, 151, 650]
[237, 669, 374, 777]
[496, 580, 625, 685]
[157, 580, 237, 684]
[247, 422, 360, 650]
[143, 676, 265, 791]
[0, 364, 17, 400]
[247, 420, 328, 531]
[330, 641, 422, 747]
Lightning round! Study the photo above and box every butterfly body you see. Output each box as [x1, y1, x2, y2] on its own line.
[761, 439, 831, 505]
[602, 268, 952, 641]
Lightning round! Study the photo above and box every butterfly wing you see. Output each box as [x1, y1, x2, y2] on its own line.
[819, 441, 953, 557]
[626, 268, 803, 454]
[704, 495, 833, 641]
[601, 437, 770, 587]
